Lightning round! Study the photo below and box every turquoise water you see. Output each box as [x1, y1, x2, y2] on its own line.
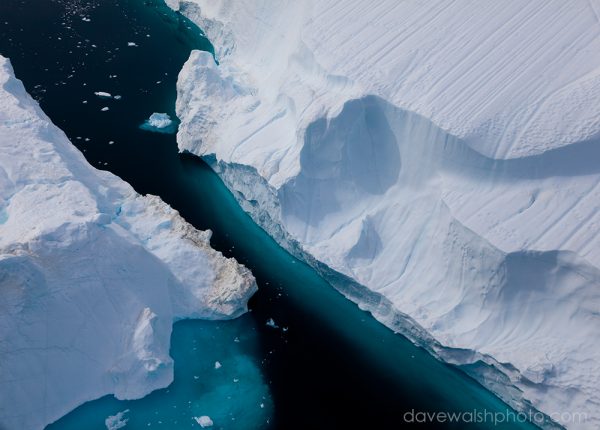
[0, 0, 542, 428]
[47, 318, 272, 429]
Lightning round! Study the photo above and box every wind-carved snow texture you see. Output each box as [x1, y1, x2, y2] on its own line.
[0, 55, 257, 430]
[170, 1, 600, 428]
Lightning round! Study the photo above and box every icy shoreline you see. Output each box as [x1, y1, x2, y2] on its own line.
[170, 1, 600, 428]
[0, 56, 256, 430]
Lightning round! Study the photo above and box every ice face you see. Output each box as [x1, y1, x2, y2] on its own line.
[140, 112, 177, 134]
[0, 55, 257, 430]
[171, 1, 600, 427]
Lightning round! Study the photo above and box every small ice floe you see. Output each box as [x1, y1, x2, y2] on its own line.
[82, 17, 91, 22]
[194, 416, 213, 428]
[105, 409, 129, 430]
[265, 318, 279, 329]
[108, 141, 115, 145]
[233, 337, 240, 343]
[95, 91, 112, 98]
[82, 100, 88, 104]
[214, 361, 222, 369]
[101, 107, 109, 111]
[140, 112, 177, 134]
[127, 42, 138, 47]
[114, 95, 122, 100]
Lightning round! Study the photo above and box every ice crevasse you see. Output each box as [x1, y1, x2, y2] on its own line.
[0, 55, 256, 430]
[169, 0, 600, 428]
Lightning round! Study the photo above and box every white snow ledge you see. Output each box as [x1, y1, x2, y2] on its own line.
[0, 55, 256, 430]
[170, 1, 600, 428]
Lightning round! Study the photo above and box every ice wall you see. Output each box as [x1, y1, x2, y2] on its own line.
[170, 1, 600, 428]
[0, 56, 256, 430]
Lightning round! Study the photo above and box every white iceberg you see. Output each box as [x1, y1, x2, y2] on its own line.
[0, 55, 257, 430]
[105, 409, 129, 430]
[194, 415, 213, 427]
[95, 91, 112, 98]
[140, 112, 177, 134]
[169, 1, 600, 428]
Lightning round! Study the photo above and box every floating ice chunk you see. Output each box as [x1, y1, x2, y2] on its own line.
[94, 91, 112, 98]
[114, 95, 122, 100]
[194, 416, 213, 428]
[101, 107, 109, 111]
[147, 113, 171, 128]
[265, 318, 278, 329]
[214, 361, 222, 369]
[82, 17, 91, 22]
[139, 113, 176, 134]
[105, 409, 129, 430]
[127, 42, 137, 47]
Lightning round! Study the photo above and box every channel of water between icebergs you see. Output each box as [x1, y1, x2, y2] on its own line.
[0, 0, 545, 428]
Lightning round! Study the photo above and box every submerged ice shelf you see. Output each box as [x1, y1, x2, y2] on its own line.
[0, 55, 256, 430]
[169, 0, 600, 428]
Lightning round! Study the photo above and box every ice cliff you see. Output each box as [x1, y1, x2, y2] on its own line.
[0, 55, 256, 430]
[169, 0, 600, 428]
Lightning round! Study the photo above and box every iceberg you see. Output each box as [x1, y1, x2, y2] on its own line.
[169, 1, 600, 428]
[95, 91, 112, 98]
[105, 409, 129, 430]
[140, 112, 177, 134]
[194, 415, 214, 427]
[0, 55, 256, 430]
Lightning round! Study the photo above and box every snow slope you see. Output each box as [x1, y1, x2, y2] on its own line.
[0, 55, 256, 430]
[169, 1, 600, 428]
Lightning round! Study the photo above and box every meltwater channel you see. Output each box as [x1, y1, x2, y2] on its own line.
[0, 0, 541, 429]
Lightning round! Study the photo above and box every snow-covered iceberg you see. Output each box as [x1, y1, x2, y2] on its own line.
[0, 55, 256, 430]
[169, 1, 600, 428]
[140, 112, 177, 134]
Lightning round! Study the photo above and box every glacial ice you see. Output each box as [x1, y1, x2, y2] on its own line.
[0, 55, 257, 430]
[170, 1, 600, 428]
[140, 112, 177, 134]
[194, 415, 214, 427]
[105, 409, 129, 430]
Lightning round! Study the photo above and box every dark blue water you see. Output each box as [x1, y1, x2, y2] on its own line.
[0, 1, 540, 429]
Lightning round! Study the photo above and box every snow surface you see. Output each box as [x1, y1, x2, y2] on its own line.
[0, 55, 256, 430]
[170, 1, 600, 428]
